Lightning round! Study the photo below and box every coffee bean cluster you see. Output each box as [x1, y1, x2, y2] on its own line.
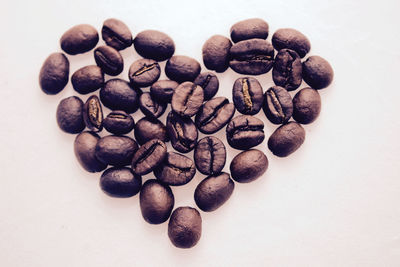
[39, 18, 334, 249]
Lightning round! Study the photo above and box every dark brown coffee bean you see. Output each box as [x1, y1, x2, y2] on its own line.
[194, 136, 226, 176]
[268, 122, 305, 157]
[101, 18, 132, 50]
[263, 86, 293, 124]
[94, 45, 123, 76]
[166, 111, 198, 153]
[60, 24, 98, 55]
[139, 92, 166, 118]
[39, 53, 69, 95]
[292, 88, 321, 124]
[272, 49, 302, 91]
[302, 56, 334, 89]
[131, 139, 167, 175]
[134, 117, 169, 145]
[103, 110, 135, 135]
[56, 96, 85, 134]
[71, 65, 104, 95]
[154, 152, 196, 186]
[128, 58, 161, 87]
[150, 80, 179, 103]
[232, 77, 264, 115]
[83, 95, 103, 132]
[202, 35, 232, 72]
[171, 82, 204, 117]
[193, 72, 219, 101]
[95, 135, 138, 166]
[168, 207, 201, 248]
[272, 28, 311, 58]
[230, 149, 268, 183]
[165, 55, 201, 83]
[100, 79, 140, 114]
[100, 167, 142, 197]
[194, 172, 234, 212]
[133, 30, 175, 61]
[230, 18, 269, 43]
[74, 131, 107, 173]
[226, 115, 265, 150]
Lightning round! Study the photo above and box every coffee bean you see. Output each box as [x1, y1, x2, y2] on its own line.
[233, 77, 264, 115]
[74, 131, 107, 173]
[150, 80, 179, 103]
[229, 39, 274, 75]
[165, 55, 201, 83]
[133, 30, 175, 61]
[292, 88, 321, 124]
[56, 96, 85, 134]
[101, 18, 132, 50]
[272, 28, 311, 58]
[94, 45, 124, 76]
[95, 135, 138, 166]
[230, 149, 268, 183]
[195, 97, 235, 134]
[268, 121, 305, 157]
[168, 207, 202, 249]
[263, 86, 293, 124]
[302, 56, 334, 89]
[39, 53, 69, 95]
[226, 115, 265, 150]
[139, 92, 166, 118]
[103, 110, 135, 135]
[71, 65, 104, 95]
[194, 136, 226, 175]
[140, 179, 174, 224]
[131, 139, 167, 175]
[128, 59, 161, 87]
[193, 72, 219, 101]
[230, 18, 269, 43]
[171, 82, 204, 117]
[154, 152, 196, 186]
[83, 95, 103, 132]
[166, 111, 198, 153]
[100, 167, 141, 197]
[134, 117, 169, 145]
[202, 35, 232, 72]
[100, 79, 140, 114]
[194, 172, 234, 212]
[272, 49, 302, 91]
[60, 24, 99, 55]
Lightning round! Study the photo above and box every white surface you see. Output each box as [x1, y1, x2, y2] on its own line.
[1, 0, 400, 266]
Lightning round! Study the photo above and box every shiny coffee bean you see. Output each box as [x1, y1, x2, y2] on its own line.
[272, 49, 302, 91]
[83, 95, 103, 132]
[233, 77, 264, 115]
[272, 28, 311, 58]
[230, 18, 269, 43]
[194, 136, 226, 175]
[193, 72, 219, 101]
[194, 172, 234, 212]
[56, 96, 85, 134]
[166, 111, 198, 153]
[195, 97, 235, 134]
[94, 45, 123, 76]
[150, 80, 179, 103]
[302, 56, 334, 89]
[134, 117, 169, 145]
[101, 18, 132, 50]
[202, 35, 232, 72]
[131, 139, 167, 175]
[292, 88, 321, 124]
[100, 79, 140, 114]
[128, 58, 161, 87]
[60, 24, 99, 55]
[139, 92, 166, 118]
[229, 39, 274, 75]
[226, 115, 265, 150]
[268, 121, 305, 157]
[230, 149, 268, 183]
[133, 30, 175, 61]
[168, 207, 202, 249]
[74, 131, 107, 173]
[100, 167, 142, 198]
[71, 65, 104, 95]
[165, 55, 201, 83]
[171, 82, 204, 117]
[140, 179, 174, 224]
[263, 86, 293, 124]
[103, 110, 135, 135]
[154, 152, 196, 186]
[39, 52, 69, 95]
[95, 135, 138, 166]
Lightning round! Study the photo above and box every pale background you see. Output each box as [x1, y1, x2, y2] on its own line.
[1, 0, 400, 266]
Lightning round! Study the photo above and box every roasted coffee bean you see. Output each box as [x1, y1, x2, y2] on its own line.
[133, 30, 175, 61]
[302, 56, 334, 89]
[100, 79, 140, 113]
[226, 115, 265, 150]
[268, 121, 305, 157]
[194, 172, 234, 212]
[150, 80, 179, 103]
[165, 55, 201, 83]
[168, 207, 202, 249]
[263, 86, 293, 124]
[131, 139, 167, 175]
[194, 136, 226, 175]
[95, 135, 138, 166]
[195, 97, 235, 134]
[272, 28, 311, 58]
[100, 167, 142, 197]
[230, 18, 269, 43]
[71, 65, 104, 95]
[60, 24, 98, 55]
[39, 53, 69, 95]
[140, 179, 174, 224]
[229, 39, 274, 75]
[272, 49, 302, 91]
[74, 131, 107, 173]
[232, 77, 264, 115]
[154, 152, 196, 186]
[103, 110, 135, 135]
[94, 45, 124, 76]
[101, 18, 132, 50]
[166, 111, 198, 153]
[83, 95, 103, 132]
[128, 58, 161, 87]
[292, 88, 321, 124]
[202, 35, 232, 73]
[139, 92, 166, 118]
[171, 82, 204, 117]
[193, 72, 219, 101]
[230, 149, 268, 183]
[134, 117, 169, 145]
[56, 96, 85, 134]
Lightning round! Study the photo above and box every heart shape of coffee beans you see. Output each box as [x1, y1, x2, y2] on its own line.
[39, 18, 334, 249]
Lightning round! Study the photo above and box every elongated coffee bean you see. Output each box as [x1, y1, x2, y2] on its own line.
[101, 18, 132, 50]
[74, 131, 107, 173]
[71, 65, 104, 94]
[226, 115, 265, 150]
[128, 59, 161, 87]
[230, 18, 269, 43]
[292, 88, 321, 124]
[302, 56, 334, 89]
[60, 24, 99, 55]
[139, 92, 166, 118]
[103, 110, 135, 135]
[193, 72, 219, 101]
[134, 117, 169, 145]
[150, 80, 179, 103]
[94, 45, 124, 76]
[272, 28, 311, 58]
[165, 55, 201, 83]
[95, 135, 138, 166]
[100, 167, 142, 197]
[230, 149, 268, 183]
[56, 96, 85, 134]
[171, 82, 204, 117]
[154, 152, 196, 186]
[83, 95, 103, 132]
[194, 136, 226, 175]
[166, 112, 198, 153]
[202, 35, 232, 72]
[233, 77, 263, 115]
[272, 49, 302, 91]
[168, 207, 202, 248]
[39, 52, 69, 95]
[268, 122, 305, 157]
[131, 139, 167, 175]
[133, 30, 175, 61]
[263, 86, 293, 124]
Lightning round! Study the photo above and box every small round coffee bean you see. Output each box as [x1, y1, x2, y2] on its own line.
[71, 65, 104, 95]
[150, 80, 179, 103]
[302, 56, 334, 89]
[202, 35, 232, 73]
[194, 136, 226, 176]
[103, 110, 135, 135]
[139, 92, 166, 118]
[74, 131, 107, 173]
[168, 207, 202, 249]
[94, 45, 123, 76]
[128, 58, 161, 87]
[263, 86, 293, 124]
[165, 55, 201, 83]
[39, 52, 69, 95]
[133, 30, 175, 61]
[226, 115, 265, 150]
[101, 18, 132, 50]
[154, 152, 196, 186]
[193, 72, 219, 101]
[272, 49, 302, 91]
[83, 95, 103, 132]
[233, 77, 264, 115]
[171, 82, 204, 117]
[100, 79, 140, 114]
[56, 96, 85, 134]
[166, 111, 198, 153]
[268, 121, 306, 157]
[95, 135, 138, 166]
[230, 18, 269, 43]
[272, 28, 311, 58]
[131, 139, 167, 175]
[134, 117, 169, 145]
[292, 88, 321, 124]
[100, 167, 142, 198]
[230, 149, 268, 183]
[60, 24, 99, 55]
